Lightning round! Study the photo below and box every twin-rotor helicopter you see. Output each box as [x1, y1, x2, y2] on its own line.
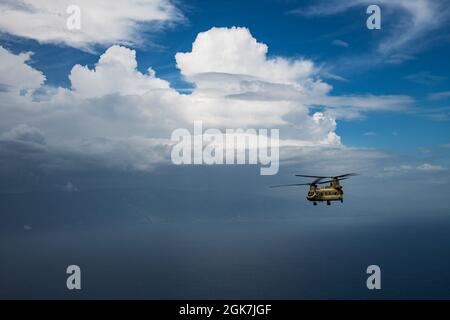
[271, 173, 358, 206]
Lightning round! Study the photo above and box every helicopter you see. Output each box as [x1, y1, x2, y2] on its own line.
[270, 173, 358, 206]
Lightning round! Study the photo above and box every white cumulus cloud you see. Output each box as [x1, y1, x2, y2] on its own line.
[176, 27, 317, 86]
[0, 0, 182, 50]
[0, 46, 45, 94]
[0, 27, 416, 174]
[69, 45, 171, 98]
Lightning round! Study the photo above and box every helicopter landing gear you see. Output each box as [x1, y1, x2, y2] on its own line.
[327, 201, 331, 206]
[313, 202, 318, 206]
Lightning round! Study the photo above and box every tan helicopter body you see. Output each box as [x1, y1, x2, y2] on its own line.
[271, 174, 358, 206]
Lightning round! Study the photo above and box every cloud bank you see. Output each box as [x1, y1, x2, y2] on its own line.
[0, 27, 416, 178]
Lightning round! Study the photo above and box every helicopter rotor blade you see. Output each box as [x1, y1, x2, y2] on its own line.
[333, 173, 359, 179]
[295, 175, 328, 185]
[296, 173, 359, 179]
[270, 183, 312, 188]
[311, 177, 326, 185]
[274, 173, 359, 189]
[317, 177, 349, 185]
[295, 174, 328, 179]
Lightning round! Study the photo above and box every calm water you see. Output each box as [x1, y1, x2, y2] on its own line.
[1, 214, 450, 299]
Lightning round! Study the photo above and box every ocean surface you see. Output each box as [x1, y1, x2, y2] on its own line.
[1, 214, 450, 299]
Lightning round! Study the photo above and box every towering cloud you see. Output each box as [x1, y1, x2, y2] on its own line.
[0, 27, 414, 176]
[176, 27, 318, 86]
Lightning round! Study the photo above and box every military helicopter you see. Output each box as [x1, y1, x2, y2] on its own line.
[271, 174, 358, 206]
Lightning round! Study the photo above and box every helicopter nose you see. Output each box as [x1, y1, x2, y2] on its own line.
[307, 193, 316, 200]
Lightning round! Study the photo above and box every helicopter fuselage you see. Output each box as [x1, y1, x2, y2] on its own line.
[306, 183, 343, 204]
